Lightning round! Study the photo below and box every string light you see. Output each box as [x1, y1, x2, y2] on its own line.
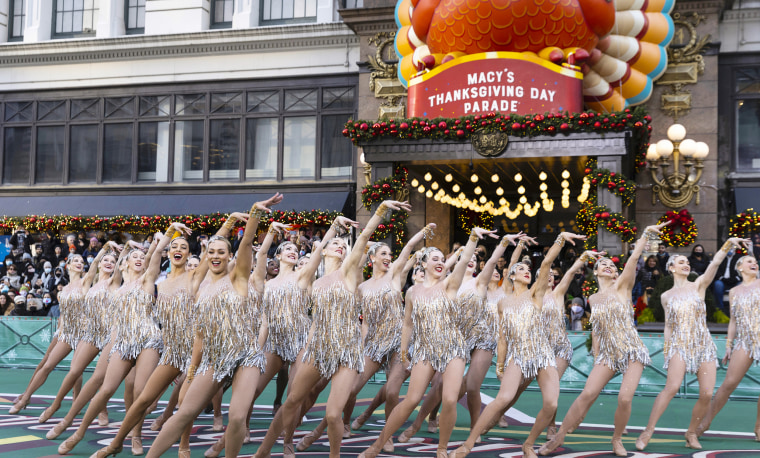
[496, 187, 504, 196]
[417, 185, 425, 193]
[431, 182, 439, 190]
[471, 174, 479, 183]
[514, 173, 522, 182]
[426, 190, 433, 198]
[474, 186, 482, 195]
[491, 174, 499, 182]
[561, 169, 570, 179]
[539, 183, 547, 191]
[452, 184, 460, 193]
[479, 195, 487, 203]
[519, 195, 527, 204]
[424, 172, 432, 181]
[561, 180, 569, 188]
[445, 173, 453, 182]
[539, 171, 547, 181]
[518, 186, 525, 194]
[411, 178, 419, 187]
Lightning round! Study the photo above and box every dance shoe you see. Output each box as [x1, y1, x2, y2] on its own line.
[282, 443, 295, 458]
[8, 400, 27, 414]
[636, 428, 653, 450]
[212, 415, 224, 431]
[545, 425, 558, 441]
[398, 423, 420, 443]
[357, 448, 379, 458]
[58, 432, 84, 455]
[98, 410, 110, 427]
[684, 431, 702, 449]
[90, 445, 123, 458]
[178, 447, 191, 458]
[383, 438, 394, 453]
[611, 437, 627, 456]
[131, 436, 144, 456]
[351, 409, 371, 430]
[150, 412, 166, 431]
[428, 418, 439, 433]
[498, 417, 509, 428]
[448, 445, 471, 458]
[205, 438, 225, 458]
[343, 423, 351, 438]
[47, 418, 72, 440]
[755, 427, 760, 442]
[39, 406, 55, 423]
[523, 444, 538, 458]
[437, 449, 448, 458]
[296, 429, 323, 451]
[538, 438, 561, 456]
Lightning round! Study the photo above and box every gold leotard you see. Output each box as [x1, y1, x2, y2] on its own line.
[81, 281, 111, 350]
[263, 280, 310, 363]
[303, 271, 363, 378]
[110, 279, 163, 360]
[56, 287, 86, 349]
[542, 293, 573, 361]
[154, 282, 195, 371]
[239, 284, 266, 369]
[663, 288, 717, 373]
[731, 285, 760, 361]
[589, 292, 650, 373]
[406, 281, 467, 372]
[361, 284, 403, 364]
[195, 276, 264, 381]
[458, 286, 497, 353]
[502, 293, 556, 378]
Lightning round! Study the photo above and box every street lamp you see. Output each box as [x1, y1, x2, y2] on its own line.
[646, 123, 709, 208]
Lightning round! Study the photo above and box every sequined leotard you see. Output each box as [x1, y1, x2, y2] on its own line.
[361, 283, 403, 364]
[543, 293, 573, 361]
[239, 283, 266, 369]
[502, 293, 556, 378]
[731, 285, 760, 361]
[589, 292, 651, 373]
[663, 288, 717, 373]
[303, 270, 363, 378]
[80, 281, 112, 350]
[110, 279, 163, 360]
[263, 279, 310, 363]
[56, 286, 86, 349]
[195, 276, 263, 381]
[458, 283, 497, 353]
[154, 279, 195, 371]
[406, 281, 467, 372]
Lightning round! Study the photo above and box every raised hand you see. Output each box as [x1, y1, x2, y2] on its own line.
[383, 200, 412, 212]
[254, 192, 284, 212]
[472, 227, 499, 240]
[645, 221, 671, 235]
[171, 222, 193, 238]
[503, 231, 524, 246]
[333, 216, 360, 230]
[560, 232, 587, 245]
[229, 211, 250, 222]
[269, 222, 290, 234]
[519, 234, 538, 245]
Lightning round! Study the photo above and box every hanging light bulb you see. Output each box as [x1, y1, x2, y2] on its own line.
[518, 186, 525, 194]
[499, 197, 507, 206]
[431, 182, 439, 190]
[479, 195, 487, 203]
[411, 178, 419, 187]
[496, 187, 504, 196]
[540, 192, 548, 200]
[491, 174, 499, 182]
[434, 194, 441, 201]
[426, 190, 433, 198]
[424, 172, 432, 181]
[514, 173, 522, 182]
[539, 183, 547, 191]
[452, 184, 460, 193]
[519, 195, 527, 204]
[458, 192, 466, 200]
[445, 173, 453, 182]
[562, 188, 571, 196]
[474, 186, 482, 195]
[471, 174, 479, 183]
[417, 185, 425, 193]
[561, 170, 569, 180]
[561, 179, 569, 188]
[539, 171, 547, 181]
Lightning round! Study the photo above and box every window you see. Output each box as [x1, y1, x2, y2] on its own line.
[736, 68, 760, 171]
[125, 0, 145, 34]
[9, 0, 25, 41]
[54, 0, 99, 37]
[211, 0, 234, 28]
[0, 78, 356, 187]
[261, 0, 317, 24]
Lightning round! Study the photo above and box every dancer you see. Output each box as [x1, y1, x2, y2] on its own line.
[696, 254, 760, 438]
[38, 242, 122, 423]
[9, 253, 90, 414]
[449, 232, 589, 458]
[357, 226, 498, 458]
[254, 200, 411, 458]
[635, 236, 749, 450]
[538, 222, 669, 457]
[56, 235, 170, 455]
[296, 224, 436, 453]
[143, 195, 283, 458]
[397, 233, 532, 444]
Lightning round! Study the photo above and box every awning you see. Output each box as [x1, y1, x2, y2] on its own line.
[0, 190, 352, 217]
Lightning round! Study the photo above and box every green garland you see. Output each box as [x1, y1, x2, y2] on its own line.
[0, 210, 342, 235]
[657, 209, 698, 247]
[344, 108, 652, 172]
[576, 199, 637, 247]
[729, 208, 760, 238]
[361, 166, 409, 256]
[583, 160, 636, 206]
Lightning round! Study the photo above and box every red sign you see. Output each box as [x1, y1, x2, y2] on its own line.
[407, 52, 583, 118]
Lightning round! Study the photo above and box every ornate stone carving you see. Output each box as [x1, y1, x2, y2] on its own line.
[471, 129, 509, 157]
[367, 32, 406, 119]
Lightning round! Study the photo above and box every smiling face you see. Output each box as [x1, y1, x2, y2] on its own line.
[127, 250, 146, 273]
[370, 245, 392, 274]
[594, 257, 617, 279]
[737, 256, 759, 276]
[206, 240, 231, 274]
[168, 238, 190, 267]
[67, 255, 85, 274]
[275, 242, 298, 267]
[324, 238, 348, 261]
[413, 267, 425, 284]
[186, 257, 200, 271]
[423, 248, 446, 280]
[266, 259, 280, 277]
[668, 255, 690, 277]
[99, 253, 117, 274]
[491, 268, 501, 283]
[466, 254, 477, 273]
[511, 263, 532, 285]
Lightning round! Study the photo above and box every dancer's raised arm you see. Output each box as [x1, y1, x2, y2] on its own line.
[531, 232, 586, 301]
[82, 241, 121, 288]
[475, 233, 523, 291]
[694, 237, 750, 292]
[250, 222, 289, 292]
[391, 223, 434, 286]
[617, 222, 669, 293]
[231, 194, 283, 289]
[297, 215, 358, 289]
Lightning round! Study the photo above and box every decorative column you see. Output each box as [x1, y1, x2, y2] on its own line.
[145, 0, 209, 35]
[597, 156, 624, 255]
[22, 0, 53, 43]
[96, 0, 126, 38]
[232, 0, 260, 29]
[0, 0, 9, 43]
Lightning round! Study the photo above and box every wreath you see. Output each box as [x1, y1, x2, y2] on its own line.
[729, 209, 760, 238]
[583, 160, 636, 206]
[657, 209, 697, 247]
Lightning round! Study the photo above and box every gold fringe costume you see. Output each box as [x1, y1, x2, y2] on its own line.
[303, 271, 363, 378]
[80, 281, 112, 350]
[589, 292, 651, 373]
[56, 287, 86, 349]
[663, 289, 717, 373]
[731, 286, 760, 361]
[502, 294, 556, 378]
[458, 287, 497, 353]
[361, 285, 404, 364]
[239, 284, 265, 369]
[542, 294, 573, 361]
[406, 281, 467, 372]
[195, 277, 264, 381]
[263, 280, 311, 363]
[110, 279, 163, 360]
[154, 283, 195, 371]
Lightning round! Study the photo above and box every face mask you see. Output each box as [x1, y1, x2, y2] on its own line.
[27, 268, 35, 274]
[59, 261, 66, 267]
[20, 291, 27, 297]
[43, 298, 51, 304]
[1, 286, 8, 293]
[5, 261, 11, 266]
[87, 257, 94, 264]
[44, 267, 52, 274]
